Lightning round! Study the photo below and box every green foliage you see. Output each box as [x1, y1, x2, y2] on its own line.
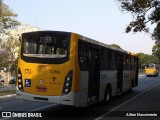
[117, 0, 160, 41]
[0, 32, 19, 75]
[4, 32, 19, 59]
[110, 44, 122, 49]
[0, 0, 20, 33]
[0, 0, 20, 75]
[152, 43, 160, 60]
[137, 52, 159, 65]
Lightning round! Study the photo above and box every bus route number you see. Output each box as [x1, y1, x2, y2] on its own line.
[50, 70, 60, 74]
[40, 36, 52, 43]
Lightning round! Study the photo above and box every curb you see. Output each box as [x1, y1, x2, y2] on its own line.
[0, 94, 16, 98]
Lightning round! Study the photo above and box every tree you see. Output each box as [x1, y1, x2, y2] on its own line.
[1, 31, 19, 75]
[4, 32, 19, 62]
[117, 0, 160, 42]
[0, 0, 20, 33]
[0, 0, 20, 75]
[152, 44, 160, 60]
[145, 55, 159, 64]
[110, 44, 122, 49]
[137, 52, 159, 69]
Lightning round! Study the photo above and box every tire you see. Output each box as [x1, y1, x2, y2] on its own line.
[104, 86, 111, 103]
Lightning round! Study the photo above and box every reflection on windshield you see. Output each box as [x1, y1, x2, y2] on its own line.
[23, 34, 69, 58]
[23, 54, 66, 58]
[145, 64, 155, 69]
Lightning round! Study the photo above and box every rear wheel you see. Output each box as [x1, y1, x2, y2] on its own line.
[104, 86, 111, 103]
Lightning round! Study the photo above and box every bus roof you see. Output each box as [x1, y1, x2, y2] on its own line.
[21, 30, 135, 55]
[78, 33, 129, 54]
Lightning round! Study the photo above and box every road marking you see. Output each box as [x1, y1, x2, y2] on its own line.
[29, 104, 56, 111]
[94, 83, 160, 120]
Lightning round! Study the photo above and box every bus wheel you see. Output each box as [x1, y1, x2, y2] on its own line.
[104, 86, 111, 103]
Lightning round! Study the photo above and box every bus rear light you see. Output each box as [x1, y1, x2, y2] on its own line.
[66, 83, 69, 87]
[17, 68, 23, 91]
[67, 77, 71, 81]
[18, 79, 22, 82]
[18, 74, 21, 77]
[65, 89, 69, 92]
[62, 70, 73, 95]
[18, 84, 22, 88]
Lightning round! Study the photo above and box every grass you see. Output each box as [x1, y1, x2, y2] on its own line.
[0, 90, 16, 96]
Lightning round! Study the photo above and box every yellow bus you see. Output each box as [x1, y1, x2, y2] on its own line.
[145, 64, 159, 77]
[16, 31, 138, 107]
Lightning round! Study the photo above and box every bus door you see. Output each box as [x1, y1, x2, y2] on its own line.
[117, 54, 123, 95]
[87, 47, 100, 103]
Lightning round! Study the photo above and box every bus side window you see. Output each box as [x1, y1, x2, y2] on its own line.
[127, 55, 131, 70]
[78, 41, 88, 71]
[131, 57, 135, 70]
[123, 55, 127, 70]
[101, 48, 109, 70]
[110, 51, 117, 70]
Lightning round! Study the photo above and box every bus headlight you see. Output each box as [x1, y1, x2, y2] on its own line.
[62, 70, 73, 95]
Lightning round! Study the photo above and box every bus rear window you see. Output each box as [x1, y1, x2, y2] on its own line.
[23, 34, 69, 58]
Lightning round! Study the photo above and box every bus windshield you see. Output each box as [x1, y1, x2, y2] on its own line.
[22, 34, 69, 58]
[145, 64, 155, 69]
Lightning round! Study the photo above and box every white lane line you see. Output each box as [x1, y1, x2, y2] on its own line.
[29, 104, 56, 111]
[94, 83, 160, 120]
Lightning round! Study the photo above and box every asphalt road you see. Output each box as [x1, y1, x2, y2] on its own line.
[0, 74, 160, 120]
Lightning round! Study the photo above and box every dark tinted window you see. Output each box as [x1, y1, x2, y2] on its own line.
[78, 41, 88, 70]
[101, 48, 109, 70]
[23, 34, 69, 58]
[110, 51, 117, 70]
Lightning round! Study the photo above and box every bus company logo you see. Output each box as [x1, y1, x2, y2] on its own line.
[52, 77, 56, 82]
[24, 69, 31, 74]
[39, 80, 44, 85]
[2, 112, 11, 117]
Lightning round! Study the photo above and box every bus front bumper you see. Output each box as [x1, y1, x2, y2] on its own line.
[16, 87, 75, 106]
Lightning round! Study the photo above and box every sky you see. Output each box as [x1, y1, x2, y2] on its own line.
[4, 0, 155, 54]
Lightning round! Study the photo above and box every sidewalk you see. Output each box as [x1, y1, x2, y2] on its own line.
[0, 84, 16, 92]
